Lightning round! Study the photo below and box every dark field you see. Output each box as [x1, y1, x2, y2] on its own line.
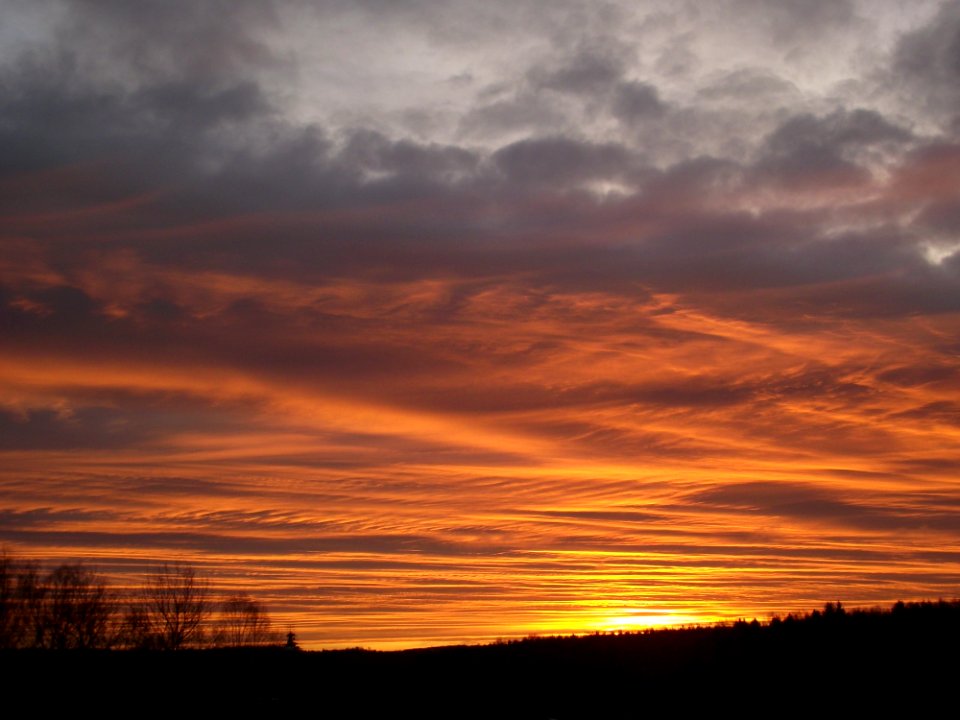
[4, 601, 958, 716]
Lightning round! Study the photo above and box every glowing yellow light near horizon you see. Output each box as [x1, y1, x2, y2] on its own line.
[597, 613, 706, 633]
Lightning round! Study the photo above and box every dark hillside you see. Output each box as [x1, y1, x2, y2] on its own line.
[4, 601, 957, 716]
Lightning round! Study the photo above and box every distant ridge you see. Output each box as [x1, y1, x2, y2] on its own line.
[4, 600, 958, 715]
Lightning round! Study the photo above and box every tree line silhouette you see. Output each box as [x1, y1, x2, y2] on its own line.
[0, 551, 280, 650]
[3, 576, 959, 713]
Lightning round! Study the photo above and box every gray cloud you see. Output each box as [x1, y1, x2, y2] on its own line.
[612, 81, 666, 122]
[457, 91, 569, 140]
[889, 1, 960, 128]
[697, 68, 800, 103]
[763, 108, 912, 164]
[531, 47, 627, 96]
[492, 136, 635, 187]
[754, 109, 912, 189]
[734, 0, 860, 43]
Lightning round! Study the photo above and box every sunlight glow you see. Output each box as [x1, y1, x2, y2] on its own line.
[596, 613, 711, 633]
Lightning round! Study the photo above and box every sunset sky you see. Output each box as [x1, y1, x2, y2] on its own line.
[2, 0, 960, 649]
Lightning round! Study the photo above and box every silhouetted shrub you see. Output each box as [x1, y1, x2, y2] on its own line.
[40, 563, 116, 649]
[213, 594, 279, 647]
[0, 553, 116, 648]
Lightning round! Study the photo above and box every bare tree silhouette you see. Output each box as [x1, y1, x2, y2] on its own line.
[0, 552, 23, 647]
[3, 551, 284, 651]
[17, 562, 46, 648]
[1, 554, 117, 649]
[42, 564, 115, 649]
[118, 601, 152, 649]
[214, 593, 278, 647]
[142, 562, 210, 649]
[0, 556, 47, 648]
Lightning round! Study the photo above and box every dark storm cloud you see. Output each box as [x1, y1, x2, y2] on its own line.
[457, 91, 568, 139]
[734, 0, 860, 43]
[889, 401, 960, 425]
[513, 43, 668, 130]
[689, 482, 960, 533]
[0, 528, 509, 557]
[0, 76, 288, 246]
[0, 0, 946, 319]
[52, 0, 282, 83]
[124, 476, 262, 499]
[891, 457, 960, 475]
[889, 1, 960, 125]
[529, 509, 665, 524]
[765, 109, 911, 152]
[755, 109, 912, 188]
[0, 0, 281, 175]
[918, 197, 960, 234]
[612, 81, 665, 121]
[392, 377, 758, 415]
[11, 285, 102, 327]
[339, 129, 479, 181]
[539, 535, 893, 562]
[460, 34, 667, 139]
[697, 68, 799, 103]
[1, 275, 468, 378]
[530, 47, 626, 96]
[0, 507, 117, 528]
[0, 407, 150, 450]
[877, 364, 958, 388]
[492, 136, 635, 186]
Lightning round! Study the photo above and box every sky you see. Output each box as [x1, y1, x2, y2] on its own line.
[1, 0, 959, 649]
